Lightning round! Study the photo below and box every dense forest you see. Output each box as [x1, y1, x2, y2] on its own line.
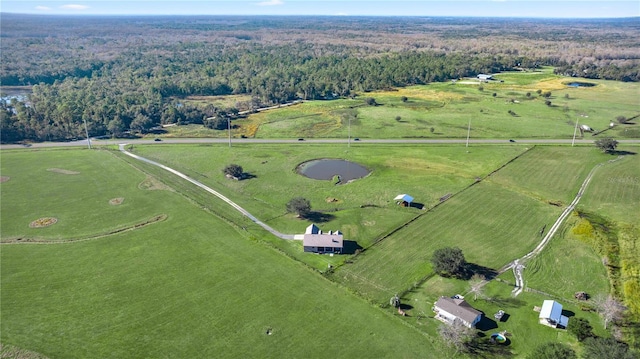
[1, 14, 639, 143]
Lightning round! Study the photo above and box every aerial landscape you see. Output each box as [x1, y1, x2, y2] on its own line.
[1, 1, 639, 358]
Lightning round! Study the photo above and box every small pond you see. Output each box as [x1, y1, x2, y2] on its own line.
[566, 82, 596, 88]
[297, 159, 370, 183]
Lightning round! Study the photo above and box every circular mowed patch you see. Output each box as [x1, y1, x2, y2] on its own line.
[0, 176, 10, 183]
[29, 217, 58, 228]
[109, 197, 125, 205]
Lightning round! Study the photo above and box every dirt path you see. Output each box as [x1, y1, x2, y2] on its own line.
[119, 144, 295, 240]
[507, 156, 624, 296]
[470, 155, 625, 297]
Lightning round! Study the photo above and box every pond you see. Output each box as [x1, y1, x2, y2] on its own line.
[297, 159, 370, 183]
[566, 82, 596, 88]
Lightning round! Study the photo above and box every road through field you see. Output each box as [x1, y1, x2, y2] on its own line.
[118, 144, 296, 240]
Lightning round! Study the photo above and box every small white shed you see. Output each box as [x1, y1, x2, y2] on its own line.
[539, 300, 569, 329]
[394, 194, 414, 206]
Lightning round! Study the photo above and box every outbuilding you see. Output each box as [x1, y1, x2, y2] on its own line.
[477, 74, 493, 80]
[394, 194, 414, 207]
[539, 300, 569, 329]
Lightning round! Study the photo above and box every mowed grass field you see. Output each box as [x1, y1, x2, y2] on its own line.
[1, 148, 443, 358]
[329, 146, 619, 303]
[131, 143, 526, 269]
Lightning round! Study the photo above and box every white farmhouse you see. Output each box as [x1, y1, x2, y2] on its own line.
[433, 296, 483, 328]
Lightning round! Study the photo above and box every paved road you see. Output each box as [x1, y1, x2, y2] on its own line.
[3, 137, 640, 150]
[118, 144, 296, 240]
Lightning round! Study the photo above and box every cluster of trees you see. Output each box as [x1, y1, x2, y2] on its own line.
[1, 14, 639, 143]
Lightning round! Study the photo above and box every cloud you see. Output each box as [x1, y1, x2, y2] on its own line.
[35, 5, 52, 11]
[257, 0, 284, 6]
[60, 4, 90, 11]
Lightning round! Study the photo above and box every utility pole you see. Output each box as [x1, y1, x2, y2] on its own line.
[228, 118, 231, 148]
[572, 119, 579, 147]
[83, 118, 91, 149]
[465, 119, 471, 148]
[348, 116, 351, 148]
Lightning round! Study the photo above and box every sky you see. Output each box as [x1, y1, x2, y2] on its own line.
[1, 0, 638, 18]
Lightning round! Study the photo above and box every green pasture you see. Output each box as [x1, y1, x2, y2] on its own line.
[487, 146, 614, 204]
[525, 215, 611, 300]
[1, 148, 443, 358]
[330, 180, 562, 302]
[131, 143, 526, 269]
[329, 146, 616, 303]
[578, 148, 640, 223]
[0, 149, 172, 241]
[224, 71, 640, 140]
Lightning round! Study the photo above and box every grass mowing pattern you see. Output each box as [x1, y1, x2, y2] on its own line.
[1, 148, 441, 358]
[331, 146, 613, 303]
[331, 180, 560, 303]
[487, 146, 612, 204]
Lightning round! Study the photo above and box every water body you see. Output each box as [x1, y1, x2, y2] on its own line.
[297, 159, 370, 183]
[567, 82, 596, 87]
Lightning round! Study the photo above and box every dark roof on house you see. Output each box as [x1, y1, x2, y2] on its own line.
[435, 296, 482, 324]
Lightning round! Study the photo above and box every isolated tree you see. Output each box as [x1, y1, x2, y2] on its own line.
[568, 317, 593, 341]
[492, 92, 497, 97]
[390, 294, 401, 308]
[594, 138, 619, 154]
[565, 93, 570, 99]
[438, 320, 475, 352]
[545, 100, 552, 106]
[430, 127, 435, 133]
[395, 116, 402, 122]
[542, 91, 552, 98]
[527, 342, 576, 359]
[432, 247, 467, 277]
[364, 97, 377, 106]
[616, 116, 628, 124]
[592, 294, 626, 329]
[286, 197, 311, 218]
[400, 96, 408, 102]
[468, 274, 485, 301]
[223, 164, 244, 179]
[526, 92, 532, 98]
[478, 85, 484, 91]
[583, 337, 635, 359]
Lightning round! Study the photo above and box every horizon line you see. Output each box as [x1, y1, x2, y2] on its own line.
[1, 12, 638, 19]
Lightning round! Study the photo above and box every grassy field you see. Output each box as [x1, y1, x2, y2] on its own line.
[1, 148, 445, 358]
[144, 70, 640, 141]
[329, 146, 614, 303]
[205, 69, 640, 140]
[0, 149, 172, 241]
[131, 143, 526, 269]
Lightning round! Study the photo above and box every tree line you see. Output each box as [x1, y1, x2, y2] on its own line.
[1, 14, 639, 143]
